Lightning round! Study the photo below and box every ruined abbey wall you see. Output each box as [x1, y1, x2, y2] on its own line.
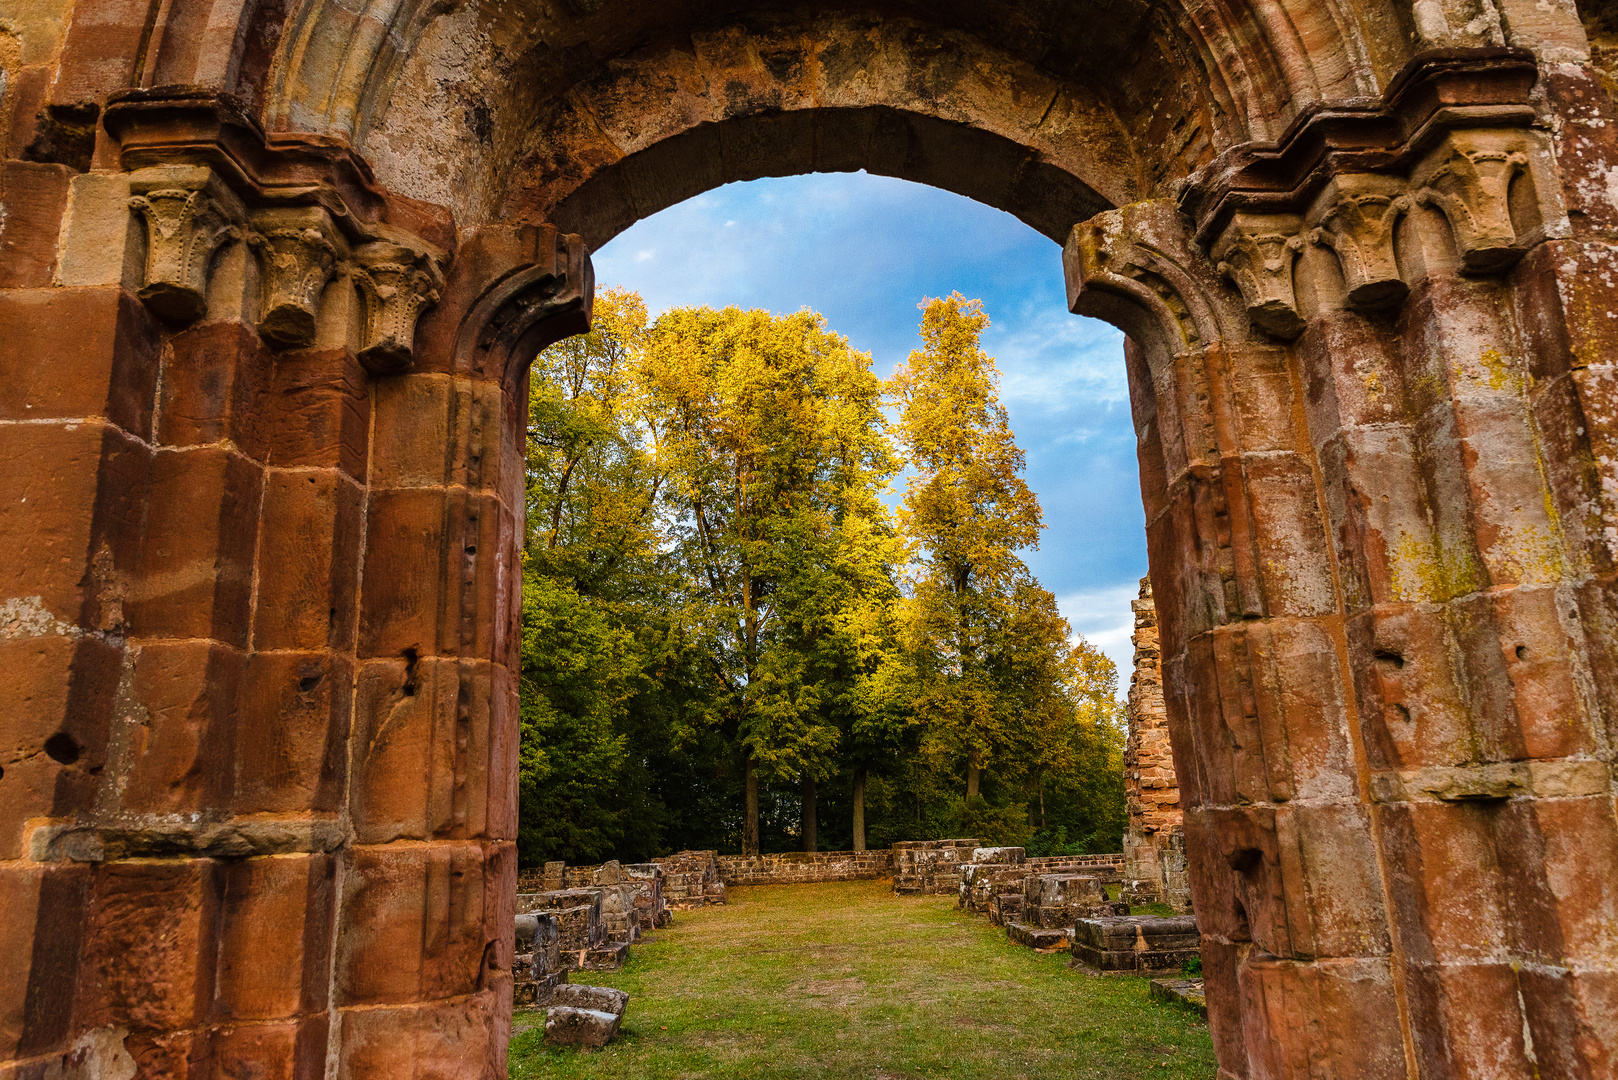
[1123, 578, 1190, 911]
[2, 1, 1617, 1077]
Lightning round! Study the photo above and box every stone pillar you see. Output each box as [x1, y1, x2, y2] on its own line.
[1121, 577, 1188, 911]
[1069, 50, 1618, 1080]
[0, 89, 590, 1080]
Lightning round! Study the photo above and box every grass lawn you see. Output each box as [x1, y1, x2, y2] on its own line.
[509, 879, 1217, 1079]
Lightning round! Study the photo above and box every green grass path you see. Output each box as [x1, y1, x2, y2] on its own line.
[509, 879, 1217, 1079]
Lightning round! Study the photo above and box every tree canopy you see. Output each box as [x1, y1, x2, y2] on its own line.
[517, 289, 1125, 863]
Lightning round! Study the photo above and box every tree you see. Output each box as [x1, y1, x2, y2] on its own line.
[889, 294, 1043, 798]
[515, 288, 1126, 865]
[641, 306, 896, 854]
[518, 289, 676, 864]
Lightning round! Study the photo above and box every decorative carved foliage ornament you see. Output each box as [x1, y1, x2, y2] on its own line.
[352, 240, 446, 374]
[1307, 175, 1411, 310]
[108, 90, 448, 370]
[127, 166, 246, 324]
[1414, 130, 1531, 273]
[1065, 201, 1247, 354]
[1211, 213, 1305, 340]
[246, 208, 345, 348]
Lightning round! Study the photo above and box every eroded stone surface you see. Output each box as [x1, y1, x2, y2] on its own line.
[1122, 579, 1189, 912]
[3, 3, 1618, 1079]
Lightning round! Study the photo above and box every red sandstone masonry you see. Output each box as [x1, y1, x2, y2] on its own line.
[717, 850, 895, 884]
[4, 6, 1618, 1080]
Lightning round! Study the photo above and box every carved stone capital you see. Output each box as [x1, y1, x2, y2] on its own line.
[127, 166, 246, 324]
[439, 224, 594, 388]
[1307, 175, 1411, 310]
[1211, 213, 1306, 340]
[247, 207, 346, 348]
[352, 240, 445, 374]
[1065, 201, 1248, 354]
[1412, 130, 1531, 273]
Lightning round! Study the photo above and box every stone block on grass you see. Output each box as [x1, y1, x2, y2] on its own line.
[582, 939, 630, 971]
[1071, 915, 1199, 973]
[1150, 977, 1207, 1018]
[551, 984, 629, 1014]
[544, 1005, 621, 1049]
[1007, 921, 1072, 950]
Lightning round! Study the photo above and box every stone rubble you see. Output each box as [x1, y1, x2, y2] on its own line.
[512, 913, 631, 1050]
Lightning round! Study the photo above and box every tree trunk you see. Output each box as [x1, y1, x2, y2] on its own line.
[802, 776, 817, 852]
[852, 768, 867, 851]
[744, 755, 759, 856]
[1039, 784, 1046, 829]
[966, 748, 981, 799]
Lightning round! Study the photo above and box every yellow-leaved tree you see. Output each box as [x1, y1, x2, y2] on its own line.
[890, 294, 1047, 801]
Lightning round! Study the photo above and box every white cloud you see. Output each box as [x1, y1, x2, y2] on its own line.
[1056, 581, 1145, 696]
[635, 248, 657, 262]
[991, 307, 1129, 412]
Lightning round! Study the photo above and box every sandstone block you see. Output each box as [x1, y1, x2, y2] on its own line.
[235, 650, 352, 815]
[123, 641, 245, 815]
[78, 859, 223, 1033]
[0, 161, 72, 287]
[0, 286, 162, 437]
[263, 347, 370, 477]
[156, 321, 273, 453]
[253, 469, 363, 651]
[1071, 915, 1199, 973]
[550, 984, 628, 1015]
[128, 445, 262, 644]
[0, 423, 148, 631]
[1150, 977, 1207, 1018]
[544, 1005, 620, 1049]
[216, 854, 336, 1020]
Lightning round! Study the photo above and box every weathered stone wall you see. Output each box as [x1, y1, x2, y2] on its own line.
[652, 850, 728, 908]
[1026, 854, 1124, 881]
[892, 839, 981, 894]
[1121, 578, 1189, 910]
[4, 2, 1618, 1077]
[522, 848, 1117, 896]
[717, 849, 895, 885]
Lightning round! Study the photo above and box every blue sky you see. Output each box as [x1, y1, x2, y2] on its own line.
[593, 172, 1145, 686]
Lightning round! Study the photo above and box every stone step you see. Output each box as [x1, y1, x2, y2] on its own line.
[581, 940, 631, 971]
[1006, 921, 1072, 950]
[1149, 978, 1207, 1018]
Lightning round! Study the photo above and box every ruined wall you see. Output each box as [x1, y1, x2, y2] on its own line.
[3, 2, 1618, 1078]
[1121, 578, 1190, 910]
[717, 849, 894, 885]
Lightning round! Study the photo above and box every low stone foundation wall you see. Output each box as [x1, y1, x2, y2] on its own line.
[1027, 853, 1125, 879]
[517, 846, 1126, 899]
[652, 850, 728, 907]
[717, 849, 895, 885]
[893, 839, 981, 894]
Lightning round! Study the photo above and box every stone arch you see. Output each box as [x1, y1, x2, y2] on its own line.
[2, 1, 1616, 1079]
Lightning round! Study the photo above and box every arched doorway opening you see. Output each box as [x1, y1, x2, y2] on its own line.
[3, 0, 1615, 1077]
